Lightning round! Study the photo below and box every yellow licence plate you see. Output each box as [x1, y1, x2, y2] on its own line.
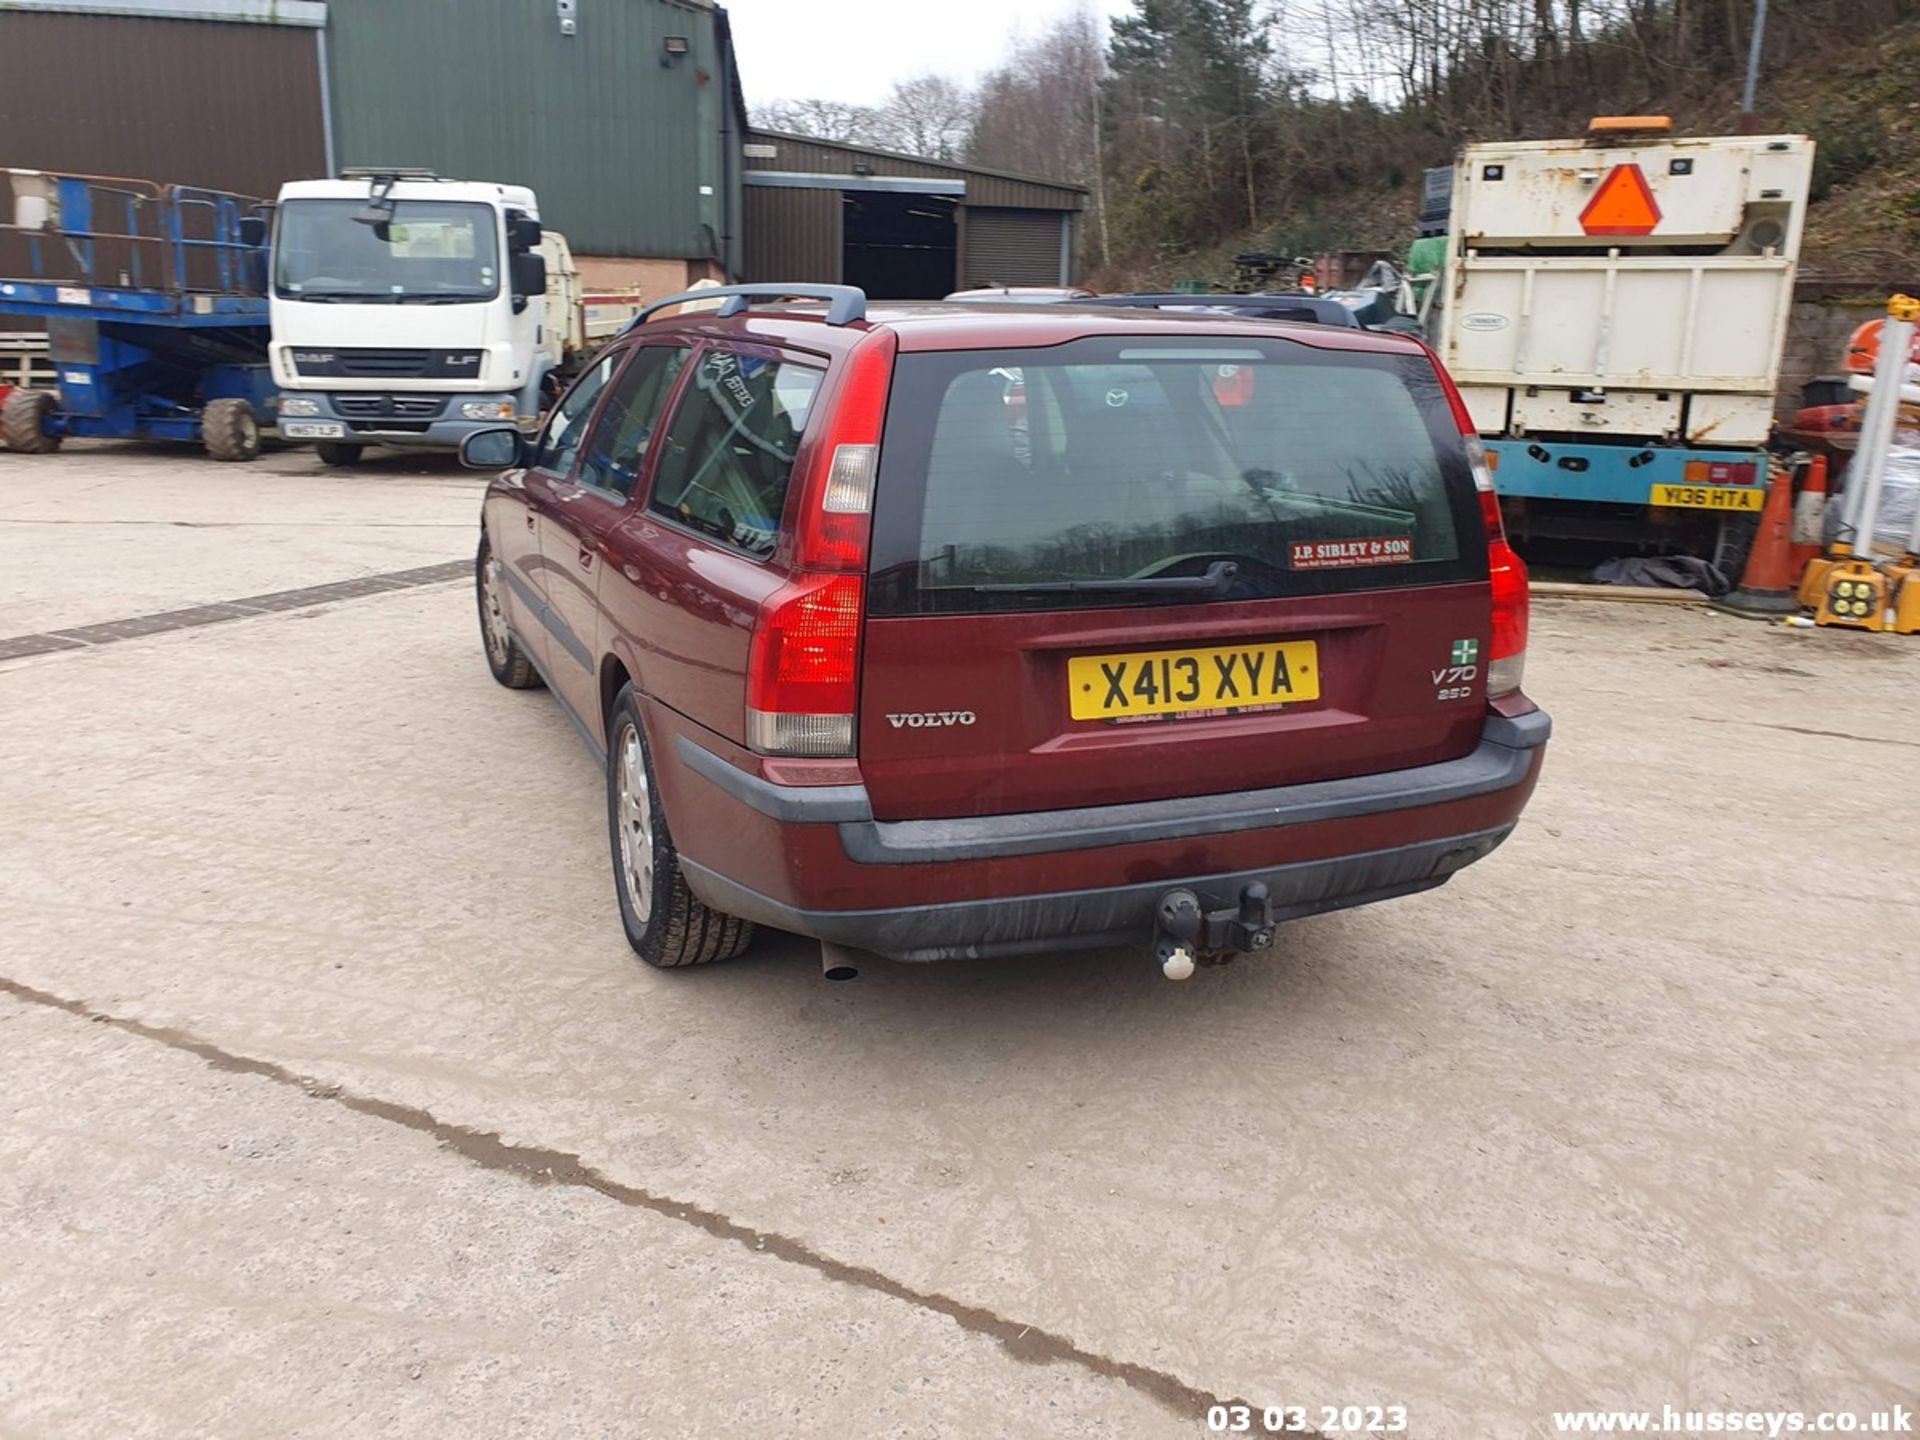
[1649, 483, 1766, 512]
[1067, 640, 1320, 721]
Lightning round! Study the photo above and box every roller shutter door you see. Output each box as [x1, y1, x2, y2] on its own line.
[961, 208, 1064, 288]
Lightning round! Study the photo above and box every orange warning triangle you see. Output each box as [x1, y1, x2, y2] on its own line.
[1580, 163, 1662, 235]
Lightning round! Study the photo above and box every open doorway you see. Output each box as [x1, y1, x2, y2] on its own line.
[841, 192, 956, 300]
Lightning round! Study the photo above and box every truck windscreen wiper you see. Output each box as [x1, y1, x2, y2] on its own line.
[967, 559, 1240, 596]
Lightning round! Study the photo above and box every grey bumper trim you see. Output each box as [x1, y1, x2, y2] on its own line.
[681, 826, 1516, 963]
[673, 735, 873, 823]
[844, 708, 1549, 866]
[675, 708, 1548, 862]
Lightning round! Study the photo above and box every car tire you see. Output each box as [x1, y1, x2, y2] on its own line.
[202, 397, 261, 462]
[1, 388, 61, 453]
[315, 440, 364, 467]
[475, 537, 542, 690]
[606, 685, 754, 969]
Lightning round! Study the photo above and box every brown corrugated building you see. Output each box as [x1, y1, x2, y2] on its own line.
[0, 0, 330, 199]
[742, 130, 1086, 298]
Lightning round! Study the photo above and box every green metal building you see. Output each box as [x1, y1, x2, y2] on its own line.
[323, 0, 745, 284]
[2, 0, 1082, 298]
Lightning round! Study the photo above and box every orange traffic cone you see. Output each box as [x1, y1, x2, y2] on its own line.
[1711, 462, 1802, 618]
[1789, 454, 1828, 578]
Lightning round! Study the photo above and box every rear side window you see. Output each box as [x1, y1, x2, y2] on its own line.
[577, 344, 688, 498]
[868, 336, 1484, 615]
[648, 346, 823, 557]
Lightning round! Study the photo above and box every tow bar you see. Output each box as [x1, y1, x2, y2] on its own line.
[1152, 883, 1277, 981]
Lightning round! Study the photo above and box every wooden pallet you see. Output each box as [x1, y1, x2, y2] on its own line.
[0, 335, 55, 389]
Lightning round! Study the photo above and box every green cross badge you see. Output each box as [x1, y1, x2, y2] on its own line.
[1451, 638, 1479, 666]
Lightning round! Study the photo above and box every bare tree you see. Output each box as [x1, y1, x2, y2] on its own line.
[750, 98, 884, 145]
[967, 4, 1110, 262]
[870, 74, 978, 160]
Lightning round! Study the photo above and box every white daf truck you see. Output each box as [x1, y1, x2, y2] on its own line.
[1428, 121, 1815, 559]
[269, 170, 632, 464]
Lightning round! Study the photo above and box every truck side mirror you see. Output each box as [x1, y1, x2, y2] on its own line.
[237, 215, 268, 248]
[508, 214, 544, 251]
[510, 250, 547, 313]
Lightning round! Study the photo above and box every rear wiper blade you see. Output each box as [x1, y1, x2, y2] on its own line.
[969, 560, 1239, 596]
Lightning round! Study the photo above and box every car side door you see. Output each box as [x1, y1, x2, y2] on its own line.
[537, 341, 693, 741]
[512, 346, 623, 699]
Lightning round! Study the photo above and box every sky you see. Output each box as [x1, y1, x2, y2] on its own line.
[721, 0, 1137, 108]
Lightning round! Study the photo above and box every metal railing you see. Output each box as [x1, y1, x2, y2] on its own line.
[1, 169, 272, 298]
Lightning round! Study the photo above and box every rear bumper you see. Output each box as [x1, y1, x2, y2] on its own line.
[668, 709, 1550, 962]
[682, 826, 1518, 962]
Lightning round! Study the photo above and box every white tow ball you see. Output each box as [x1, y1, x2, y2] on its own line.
[1161, 946, 1196, 982]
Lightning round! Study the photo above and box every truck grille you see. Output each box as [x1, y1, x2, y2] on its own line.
[289, 349, 483, 379]
[339, 349, 431, 376]
[333, 395, 448, 420]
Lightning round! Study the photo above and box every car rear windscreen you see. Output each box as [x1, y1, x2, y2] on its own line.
[867, 336, 1485, 615]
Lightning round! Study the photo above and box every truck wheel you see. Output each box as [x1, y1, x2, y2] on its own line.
[202, 398, 261, 462]
[1, 388, 61, 454]
[315, 440, 364, 467]
[606, 684, 755, 969]
[1714, 513, 1761, 588]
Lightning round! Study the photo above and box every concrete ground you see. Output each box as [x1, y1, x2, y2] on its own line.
[1, 442, 1916, 1439]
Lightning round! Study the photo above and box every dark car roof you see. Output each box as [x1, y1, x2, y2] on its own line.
[638, 299, 1425, 359]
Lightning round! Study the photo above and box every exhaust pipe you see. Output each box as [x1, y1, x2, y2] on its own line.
[820, 943, 861, 982]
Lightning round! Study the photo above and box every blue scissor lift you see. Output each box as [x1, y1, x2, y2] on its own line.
[0, 169, 277, 459]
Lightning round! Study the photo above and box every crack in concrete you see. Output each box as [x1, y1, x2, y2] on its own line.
[1689, 716, 1920, 750]
[0, 975, 1276, 1428]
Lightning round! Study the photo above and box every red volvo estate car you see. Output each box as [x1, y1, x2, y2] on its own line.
[461, 284, 1547, 977]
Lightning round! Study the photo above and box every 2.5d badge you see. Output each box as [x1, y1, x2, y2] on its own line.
[1433, 637, 1478, 701]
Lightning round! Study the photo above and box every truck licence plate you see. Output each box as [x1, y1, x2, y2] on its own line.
[282, 421, 345, 439]
[1649, 483, 1765, 512]
[1067, 640, 1320, 722]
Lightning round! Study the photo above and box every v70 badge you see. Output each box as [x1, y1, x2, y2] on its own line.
[1432, 637, 1479, 700]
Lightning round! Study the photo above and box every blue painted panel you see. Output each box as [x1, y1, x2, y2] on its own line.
[1487, 438, 1763, 505]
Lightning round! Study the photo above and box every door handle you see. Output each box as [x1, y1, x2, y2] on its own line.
[526, 513, 536, 531]
[579, 545, 594, 570]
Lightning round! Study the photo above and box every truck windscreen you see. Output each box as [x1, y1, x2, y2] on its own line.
[274, 200, 500, 303]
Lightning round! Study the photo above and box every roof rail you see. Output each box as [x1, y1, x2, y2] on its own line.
[1064, 292, 1360, 329]
[631, 283, 868, 331]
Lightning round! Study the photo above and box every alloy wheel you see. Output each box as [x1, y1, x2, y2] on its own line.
[481, 557, 511, 667]
[615, 723, 655, 922]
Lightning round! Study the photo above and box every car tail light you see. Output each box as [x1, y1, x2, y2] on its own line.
[1487, 537, 1529, 697]
[747, 574, 863, 756]
[1447, 374, 1528, 699]
[1461, 432, 1529, 696]
[746, 331, 896, 757]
